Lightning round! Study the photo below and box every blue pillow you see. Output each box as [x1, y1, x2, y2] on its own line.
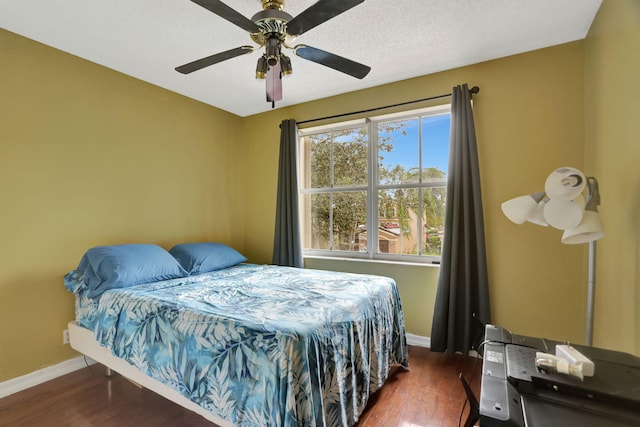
[169, 242, 247, 275]
[78, 244, 188, 298]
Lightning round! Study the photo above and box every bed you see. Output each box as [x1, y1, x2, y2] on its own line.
[64, 243, 409, 426]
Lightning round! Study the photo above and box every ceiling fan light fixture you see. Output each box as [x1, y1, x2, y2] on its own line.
[265, 37, 280, 66]
[280, 54, 292, 75]
[255, 55, 268, 79]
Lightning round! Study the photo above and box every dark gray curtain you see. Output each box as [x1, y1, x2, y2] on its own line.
[272, 119, 303, 268]
[430, 84, 490, 354]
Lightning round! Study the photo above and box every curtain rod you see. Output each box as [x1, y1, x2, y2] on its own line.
[296, 85, 479, 126]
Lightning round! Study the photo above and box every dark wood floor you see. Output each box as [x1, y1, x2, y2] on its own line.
[0, 346, 481, 426]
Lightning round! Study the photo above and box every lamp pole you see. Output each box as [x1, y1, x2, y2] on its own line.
[585, 240, 596, 346]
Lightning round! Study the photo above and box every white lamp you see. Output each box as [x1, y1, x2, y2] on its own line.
[562, 177, 604, 244]
[543, 195, 585, 230]
[544, 167, 585, 200]
[501, 168, 604, 346]
[543, 167, 586, 230]
[561, 177, 605, 346]
[501, 192, 545, 224]
[562, 211, 604, 244]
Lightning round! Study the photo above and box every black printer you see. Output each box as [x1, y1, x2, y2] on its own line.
[479, 324, 640, 427]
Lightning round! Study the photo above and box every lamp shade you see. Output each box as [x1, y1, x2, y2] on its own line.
[545, 167, 586, 201]
[561, 210, 605, 244]
[501, 192, 545, 224]
[543, 195, 584, 230]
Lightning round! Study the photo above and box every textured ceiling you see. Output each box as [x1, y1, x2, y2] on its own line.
[1, 0, 602, 117]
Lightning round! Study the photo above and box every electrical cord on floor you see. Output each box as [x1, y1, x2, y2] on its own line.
[458, 396, 467, 427]
[458, 343, 486, 427]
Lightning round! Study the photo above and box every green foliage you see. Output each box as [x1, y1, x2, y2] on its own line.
[424, 228, 443, 256]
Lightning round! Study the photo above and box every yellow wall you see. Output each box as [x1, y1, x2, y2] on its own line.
[240, 42, 588, 342]
[584, 0, 640, 353]
[0, 29, 243, 382]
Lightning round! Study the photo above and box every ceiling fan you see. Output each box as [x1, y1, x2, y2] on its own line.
[175, 0, 371, 107]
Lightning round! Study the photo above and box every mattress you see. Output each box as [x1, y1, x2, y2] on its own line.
[64, 263, 408, 426]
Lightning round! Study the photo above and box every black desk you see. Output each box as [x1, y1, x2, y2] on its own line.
[479, 325, 640, 426]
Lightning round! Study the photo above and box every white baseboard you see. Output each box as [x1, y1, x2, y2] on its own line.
[1, 336, 430, 400]
[0, 356, 95, 399]
[406, 333, 430, 348]
[405, 334, 480, 357]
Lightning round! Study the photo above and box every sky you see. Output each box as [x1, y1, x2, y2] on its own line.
[379, 114, 451, 175]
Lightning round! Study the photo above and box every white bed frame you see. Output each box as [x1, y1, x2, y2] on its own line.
[68, 321, 233, 427]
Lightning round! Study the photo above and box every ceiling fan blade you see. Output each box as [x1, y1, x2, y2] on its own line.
[294, 45, 370, 79]
[286, 0, 365, 36]
[176, 46, 254, 74]
[190, 0, 260, 33]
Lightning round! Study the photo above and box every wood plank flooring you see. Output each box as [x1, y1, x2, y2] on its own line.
[0, 346, 481, 427]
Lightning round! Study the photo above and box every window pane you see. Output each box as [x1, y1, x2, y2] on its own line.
[422, 187, 446, 256]
[332, 191, 367, 253]
[303, 133, 331, 188]
[333, 127, 368, 187]
[421, 114, 450, 181]
[378, 119, 419, 185]
[377, 188, 420, 255]
[302, 193, 330, 250]
[377, 187, 446, 256]
[302, 191, 367, 253]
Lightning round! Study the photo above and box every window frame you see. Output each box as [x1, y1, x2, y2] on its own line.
[298, 104, 451, 264]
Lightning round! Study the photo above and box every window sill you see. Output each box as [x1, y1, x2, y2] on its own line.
[303, 255, 441, 268]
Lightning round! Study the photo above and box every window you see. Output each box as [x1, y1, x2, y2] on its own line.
[299, 104, 451, 263]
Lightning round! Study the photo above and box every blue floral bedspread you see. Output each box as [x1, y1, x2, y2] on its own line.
[64, 264, 408, 426]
